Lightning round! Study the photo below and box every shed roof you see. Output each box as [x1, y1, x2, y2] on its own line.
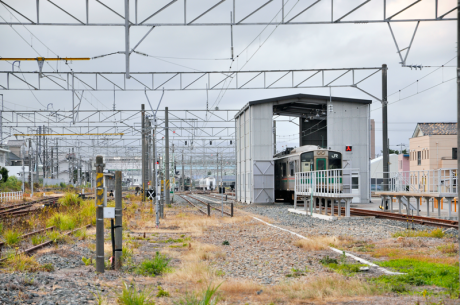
[235, 93, 372, 119]
[412, 123, 457, 138]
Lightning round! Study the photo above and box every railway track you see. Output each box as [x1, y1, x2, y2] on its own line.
[0, 197, 58, 219]
[348, 208, 458, 229]
[179, 194, 233, 217]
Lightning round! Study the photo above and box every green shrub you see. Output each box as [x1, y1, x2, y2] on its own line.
[31, 235, 46, 246]
[3, 229, 22, 246]
[136, 252, 170, 276]
[47, 213, 76, 231]
[0, 222, 3, 234]
[117, 282, 155, 305]
[59, 193, 82, 207]
[60, 182, 66, 188]
[156, 286, 170, 297]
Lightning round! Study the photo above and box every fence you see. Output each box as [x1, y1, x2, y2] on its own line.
[371, 168, 457, 195]
[295, 168, 359, 197]
[0, 191, 23, 202]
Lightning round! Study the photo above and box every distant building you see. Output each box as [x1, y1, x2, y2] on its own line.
[409, 122, 457, 171]
[0, 148, 10, 167]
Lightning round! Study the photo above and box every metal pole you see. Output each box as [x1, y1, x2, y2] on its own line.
[114, 170, 122, 269]
[95, 155, 105, 273]
[50, 143, 53, 179]
[160, 154, 164, 218]
[382, 64, 389, 192]
[221, 155, 223, 217]
[273, 120, 276, 155]
[124, 0, 130, 79]
[28, 139, 32, 196]
[0, 94, 3, 147]
[457, 0, 460, 291]
[182, 153, 184, 191]
[141, 104, 146, 201]
[56, 139, 59, 180]
[152, 124, 157, 218]
[165, 107, 170, 207]
[71, 147, 74, 185]
[38, 126, 41, 183]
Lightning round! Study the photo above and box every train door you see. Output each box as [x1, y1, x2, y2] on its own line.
[315, 158, 326, 171]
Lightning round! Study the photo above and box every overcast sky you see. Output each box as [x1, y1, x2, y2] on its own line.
[0, 0, 457, 156]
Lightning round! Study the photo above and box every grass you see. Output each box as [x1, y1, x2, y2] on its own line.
[135, 252, 170, 276]
[3, 229, 22, 246]
[437, 243, 457, 256]
[46, 213, 76, 231]
[58, 192, 82, 207]
[293, 235, 353, 251]
[31, 234, 46, 246]
[1, 254, 54, 272]
[117, 282, 155, 305]
[156, 286, 170, 297]
[319, 253, 367, 275]
[174, 282, 222, 305]
[274, 274, 384, 300]
[392, 228, 444, 238]
[373, 258, 459, 296]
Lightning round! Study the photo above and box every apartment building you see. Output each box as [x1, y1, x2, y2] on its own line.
[409, 122, 457, 171]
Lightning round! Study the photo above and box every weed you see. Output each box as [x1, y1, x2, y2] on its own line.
[82, 256, 93, 266]
[31, 235, 46, 246]
[3, 229, 22, 246]
[174, 282, 222, 305]
[92, 290, 107, 305]
[0, 222, 3, 233]
[392, 228, 444, 238]
[437, 244, 457, 256]
[136, 252, 170, 276]
[222, 240, 230, 246]
[58, 193, 82, 207]
[215, 269, 225, 277]
[285, 267, 305, 278]
[117, 282, 155, 305]
[47, 213, 76, 231]
[121, 247, 134, 265]
[74, 228, 88, 240]
[22, 273, 35, 286]
[167, 204, 172, 208]
[2, 254, 53, 272]
[46, 230, 62, 243]
[319, 256, 338, 265]
[156, 286, 170, 297]
[42, 263, 54, 272]
[373, 258, 459, 296]
[355, 243, 375, 252]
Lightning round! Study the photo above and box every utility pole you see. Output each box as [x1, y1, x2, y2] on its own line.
[28, 139, 33, 197]
[38, 126, 41, 183]
[382, 64, 389, 195]
[68, 149, 71, 185]
[141, 104, 146, 202]
[42, 126, 45, 185]
[152, 124, 157, 213]
[50, 143, 54, 179]
[159, 154, 164, 218]
[273, 120, 277, 155]
[182, 152, 184, 191]
[56, 139, 59, 179]
[165, 107, 170, 206]
[71, 147, 74, 185]
[190, 155, 193, 191]
[114, 170, 122, 269]
[95, 155, 105, 273]
[221, 154, 223, 217]
[456, 0, 460, 292]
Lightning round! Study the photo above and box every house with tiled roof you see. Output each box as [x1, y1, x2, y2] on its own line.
[409, 123, 457, 171]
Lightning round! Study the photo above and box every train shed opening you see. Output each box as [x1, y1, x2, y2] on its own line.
[235, 93, 372, 205]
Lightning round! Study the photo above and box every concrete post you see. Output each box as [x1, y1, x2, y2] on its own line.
[114, 171, 122, 269]
[382, 64, 389, 192]
[390, 196, 393, 212]
[416, 197, 420, 216]
[95, 155, 105, 273]
[397, 196, 402, 214]
[141, 104, 146, 202]
[345, 199, 351, 217]
[446, 197, 454, 219]
[165, 107, 170, 206]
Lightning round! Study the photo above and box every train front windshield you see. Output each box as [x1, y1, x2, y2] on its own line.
[328, 151, 342, 169]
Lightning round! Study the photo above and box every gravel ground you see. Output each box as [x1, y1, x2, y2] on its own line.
[241, 204, 458, 239]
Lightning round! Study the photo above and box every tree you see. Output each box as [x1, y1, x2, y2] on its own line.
[0, 167, 8, 183]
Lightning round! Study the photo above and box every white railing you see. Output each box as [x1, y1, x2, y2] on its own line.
[0, 191, 24, 202]
[371, 168, 457, 195]
[295, 168, 359, 197]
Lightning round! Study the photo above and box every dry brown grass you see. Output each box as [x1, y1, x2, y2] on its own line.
[370, 247, 457, 265]
[272, 274, 383, 301]
[219, 279, 263, 295]
[293, 235, 354, 251]
[165, 261, 215, 284]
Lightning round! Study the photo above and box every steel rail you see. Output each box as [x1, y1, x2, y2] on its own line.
[0, 224, 92, 262]
[0, 226, 55, 248]
[188, 194, 232, 216]
[178, 194, 207, 215]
